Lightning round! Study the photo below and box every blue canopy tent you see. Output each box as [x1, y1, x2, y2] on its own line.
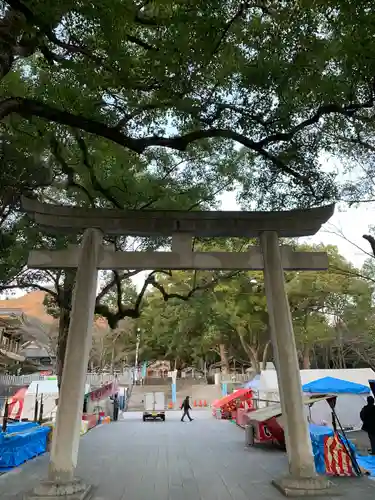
[302, 377, 370, 395]
[302, 376, 370, 431]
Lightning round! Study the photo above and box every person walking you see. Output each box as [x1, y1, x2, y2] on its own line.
[181, 396, 193, 422]
[360, 395, 375, 454]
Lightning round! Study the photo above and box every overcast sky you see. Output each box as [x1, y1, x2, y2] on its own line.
[219, 191, 374, 268]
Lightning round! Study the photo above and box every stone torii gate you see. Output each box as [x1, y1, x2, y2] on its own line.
[22, 198, 334, 499]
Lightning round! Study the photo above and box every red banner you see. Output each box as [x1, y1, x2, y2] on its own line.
[89, 382, 117, 401]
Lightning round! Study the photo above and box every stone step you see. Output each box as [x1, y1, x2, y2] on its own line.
[126, 383, 221, 411]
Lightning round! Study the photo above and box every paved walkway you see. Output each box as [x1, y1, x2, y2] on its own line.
[1, 411, 375, 499]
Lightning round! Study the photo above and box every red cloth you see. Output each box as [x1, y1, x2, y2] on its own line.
[8, 387, 27, 420]
[324, 434, 355, 476]
[213, 389, 252, 409]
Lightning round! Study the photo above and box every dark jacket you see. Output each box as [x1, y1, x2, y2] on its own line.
[360, 404, 375, 433]
[181, 399, 191, 411]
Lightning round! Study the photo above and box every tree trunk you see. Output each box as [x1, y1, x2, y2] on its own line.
[302, 345, 311, 369]
[261, 340, 271, 371]
[56, 271, 76, 391]
[110, 346, 115, 374]
[219, 343, 230, 374]
[235, 326, 262, 373]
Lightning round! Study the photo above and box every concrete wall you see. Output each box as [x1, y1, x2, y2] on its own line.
[127, 385, 172, 411]
[189, 385, 221, 407]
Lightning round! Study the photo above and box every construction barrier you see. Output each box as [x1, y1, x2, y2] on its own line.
[82, 413, 98, 430]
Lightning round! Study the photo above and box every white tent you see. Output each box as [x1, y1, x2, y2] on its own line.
[257, 368, 375, 431]
[22, 379, 90, 421]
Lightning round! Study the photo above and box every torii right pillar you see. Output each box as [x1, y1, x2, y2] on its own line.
[260, 231, 333, 496]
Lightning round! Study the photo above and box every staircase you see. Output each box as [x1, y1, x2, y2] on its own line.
[127, 378, 221, 411]
[176, 379, 221, 408]
[127, 384, 172, 411]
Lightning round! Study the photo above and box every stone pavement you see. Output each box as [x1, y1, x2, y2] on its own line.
[1, 411, 375, 499]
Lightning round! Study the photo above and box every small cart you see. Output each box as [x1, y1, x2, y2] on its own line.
[143, 392, 166, 421]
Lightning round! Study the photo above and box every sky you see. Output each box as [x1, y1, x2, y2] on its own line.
[219, 192, 374, 268]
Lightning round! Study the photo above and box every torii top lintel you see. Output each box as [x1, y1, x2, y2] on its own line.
[21, 198, 334, 238]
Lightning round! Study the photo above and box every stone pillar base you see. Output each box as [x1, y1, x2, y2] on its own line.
[272, 476, 340, 497]
[24, 478, 94, 500]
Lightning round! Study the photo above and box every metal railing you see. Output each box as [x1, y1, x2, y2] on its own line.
[0, 371, 133, 387]
[219, 373, 253, 383]
[0, 371, 252, 387]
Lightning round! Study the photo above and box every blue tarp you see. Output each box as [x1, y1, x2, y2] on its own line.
[302, 377, 370, 395]
[309, 424, 334, 474]
[357, 455, 375, 477]
[5, 422, 39, 434]
[0, 426, 50, 470]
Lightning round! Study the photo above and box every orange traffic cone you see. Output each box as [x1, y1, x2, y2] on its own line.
[193, 400, 197, 407]
[168, 401, 173, 409]
[198, 400, 202, 407]
[203, 400, 207, 407]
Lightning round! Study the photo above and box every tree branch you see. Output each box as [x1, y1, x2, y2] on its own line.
[0, 281, 58, 298]
[1, 96, 373, 187]
[96, 270, 141, 302]
[50, 135, 96, 206]
[363, 234, 375, 258]
[149, 271, 240, 301]
[74, 133, 123, 209]
[94, 271, 156, 328]
[210, 1, 251, 59]
[6, 0, 158, 76]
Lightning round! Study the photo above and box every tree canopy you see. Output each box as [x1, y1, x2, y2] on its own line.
[85, 242, 375, 374]
[2, 0, 375, 210]
[2, 1, 375, 377]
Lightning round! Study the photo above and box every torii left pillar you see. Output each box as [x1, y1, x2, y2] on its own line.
[29, 228, 103, 500]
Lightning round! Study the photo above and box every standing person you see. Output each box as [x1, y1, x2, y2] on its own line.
[112, 393, 119, 422]
[181, 396, 193, 422]
[360, 395, 375, 454]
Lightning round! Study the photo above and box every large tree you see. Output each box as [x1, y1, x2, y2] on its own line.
[0, 132, 238, 385]
[3, 0, 375, 381]
[130, 242, 375, 373]
[1, 0, 374, 209]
